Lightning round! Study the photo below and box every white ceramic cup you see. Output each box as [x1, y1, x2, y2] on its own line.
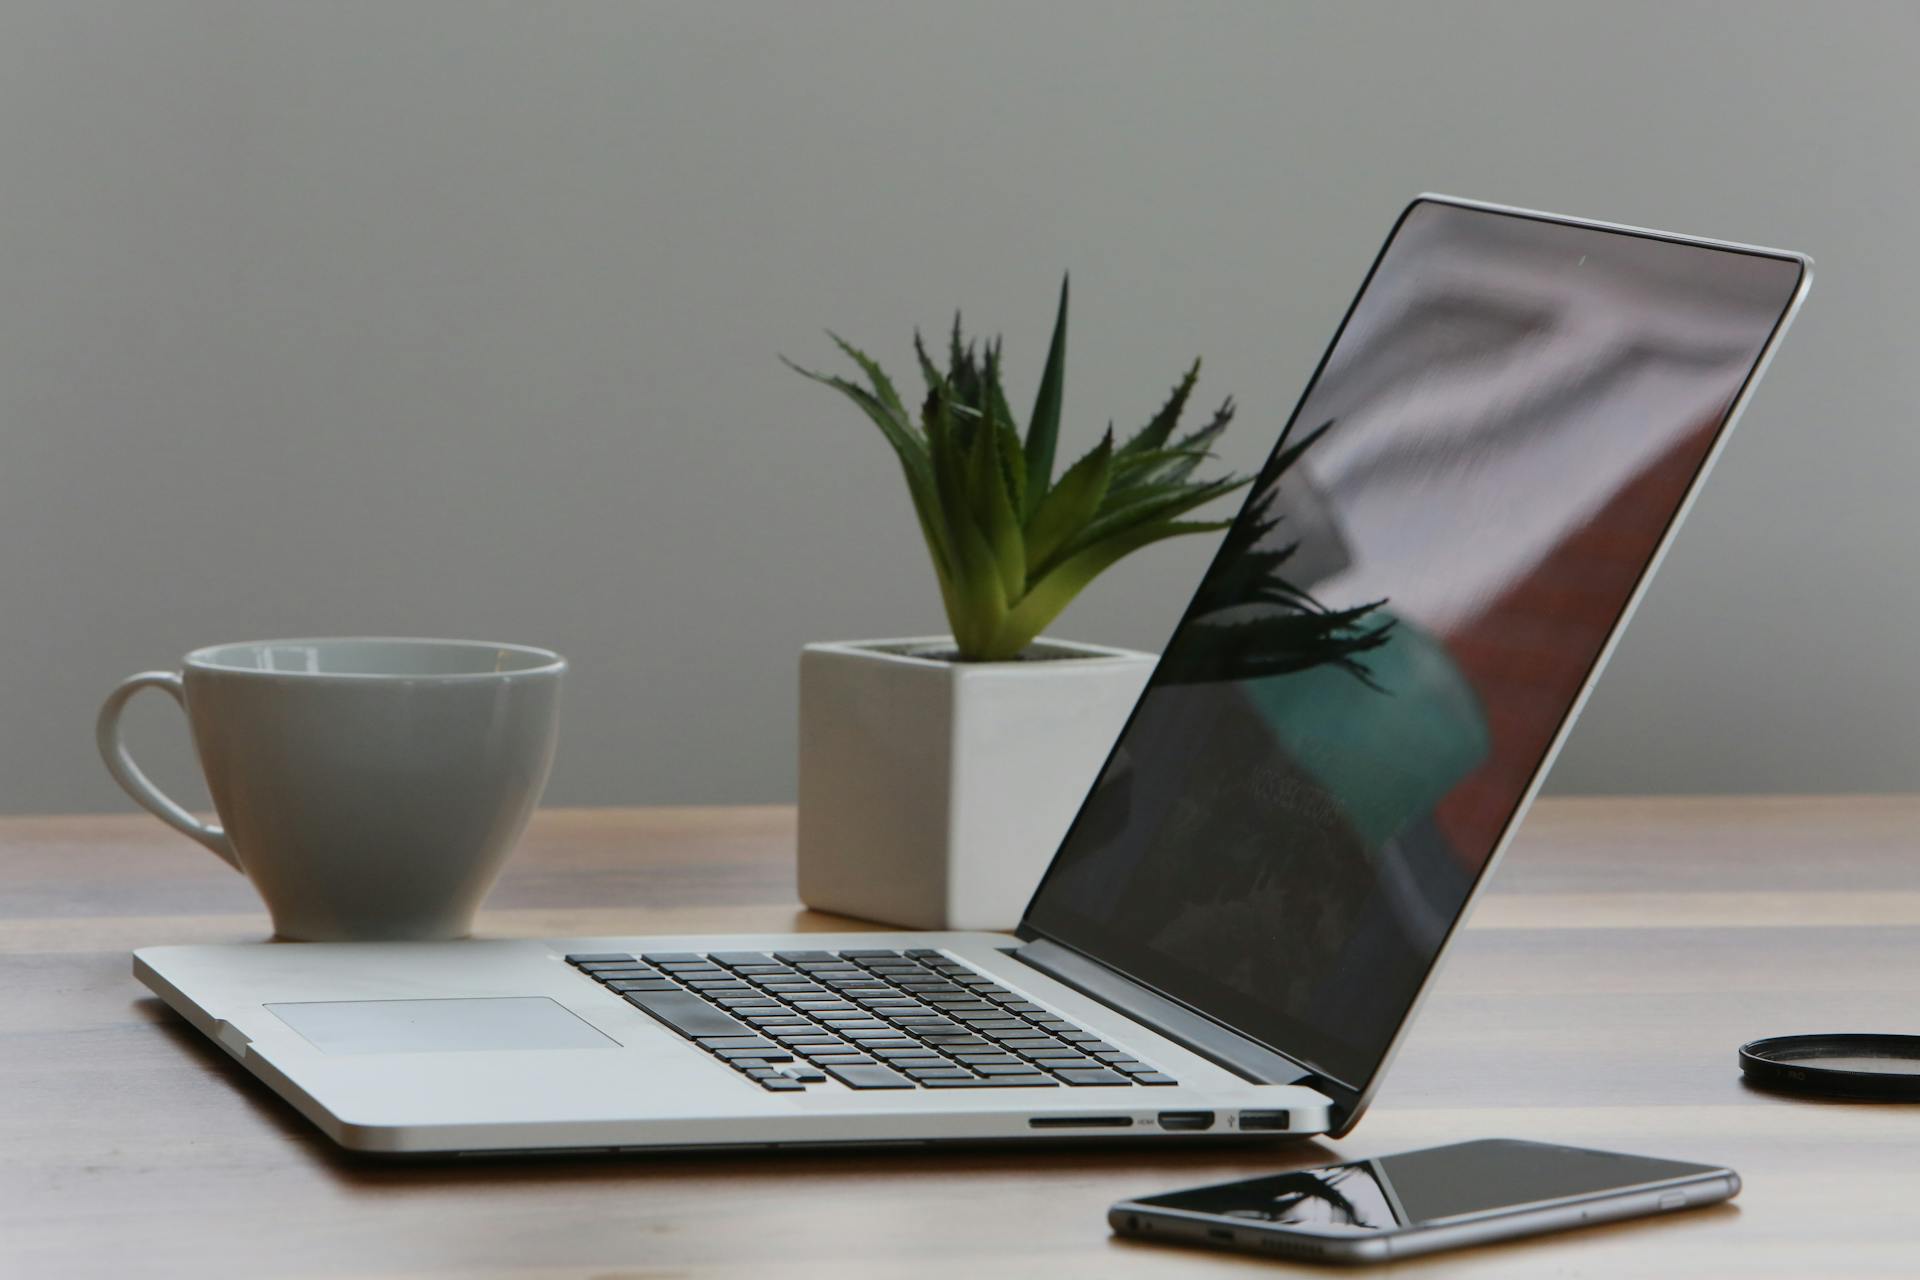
[96, 637, 566, 941]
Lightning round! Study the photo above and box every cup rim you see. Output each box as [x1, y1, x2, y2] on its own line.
[183, 636, 568, 681]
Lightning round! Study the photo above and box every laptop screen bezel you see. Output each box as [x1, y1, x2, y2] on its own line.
[1013, 194, 1812, 1133]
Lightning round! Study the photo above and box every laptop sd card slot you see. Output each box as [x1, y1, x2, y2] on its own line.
[1028, 1115, 1134, 1129]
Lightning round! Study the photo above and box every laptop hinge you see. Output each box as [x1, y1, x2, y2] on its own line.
[1011, 939, 1319, 1088]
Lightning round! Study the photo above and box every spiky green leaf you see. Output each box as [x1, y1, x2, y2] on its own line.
[966, 387, 1027, 600]
[781, 356, 949, 579]
[996, 417, 1026, 516]
[983, 336, 1017, 437]
[1023, 429, 1113, 573]
[913, 329, 946, 395]
[1023, 276, 1069, 509]
[980, 342, 1026, 518]
[923, 386, 1007, 654]
[827, 331, 907, 422]
[983, 518, 1227, 659]
[1157, 396, 1235, 483]
[1117, 359, 1201, 456]
[1108, 445, 1213, 497]
[1039, 474, 1249, 579]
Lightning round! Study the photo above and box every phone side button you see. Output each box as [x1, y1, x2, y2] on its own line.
[1659, 1192, 1688, 1210]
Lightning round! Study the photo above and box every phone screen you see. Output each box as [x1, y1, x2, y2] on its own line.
[1132, 1139, 1720, 1233]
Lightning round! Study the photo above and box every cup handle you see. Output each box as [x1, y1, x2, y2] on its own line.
[96, 671, 241, 871]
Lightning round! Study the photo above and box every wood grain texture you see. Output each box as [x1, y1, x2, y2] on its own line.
[4, 797, 1917, 1278]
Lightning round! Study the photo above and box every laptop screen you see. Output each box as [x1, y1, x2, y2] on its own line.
[1021, 199, 1806, 1092]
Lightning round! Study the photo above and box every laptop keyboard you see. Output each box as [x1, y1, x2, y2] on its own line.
[565, 948, 1178, 1093]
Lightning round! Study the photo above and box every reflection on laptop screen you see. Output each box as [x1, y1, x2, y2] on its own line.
[1022, 199, 1805, 1090]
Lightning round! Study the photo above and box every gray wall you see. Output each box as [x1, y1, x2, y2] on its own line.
[6, 2, 1915, 815]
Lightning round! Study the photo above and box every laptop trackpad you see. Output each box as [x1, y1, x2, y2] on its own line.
[266, 997, 617, 1054]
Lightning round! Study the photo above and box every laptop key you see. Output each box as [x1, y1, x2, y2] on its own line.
[760, 1077, 807, 1091]
[603, 979, 678, 993]
[971, 1073, 1057, 1087]
[808, 1054, 876, 1067]
[1135, 1073, 1178, 1086]
[709, 951, 774, 967]
[1055, 1068, 1130, 1086]
[697, 1036, 780, 1052]
[823, 1063, 914, 1089]
[974, 1061, 1048, 1075]
[784, 1067, 828, 1083]
[565, 952, 637, 965]
[624, 991, 753, 1039]
[717, 1047, 793, 1063]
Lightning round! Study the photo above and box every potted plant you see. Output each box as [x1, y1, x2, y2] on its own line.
[783, 278, 1250, 929]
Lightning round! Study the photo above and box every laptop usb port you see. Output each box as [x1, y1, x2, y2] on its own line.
[1237, 1110, 1291, 1131]
[1156, 1110, 1215, 1131]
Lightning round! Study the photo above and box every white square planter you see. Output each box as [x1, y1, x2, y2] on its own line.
[797, 636, 1156, 930]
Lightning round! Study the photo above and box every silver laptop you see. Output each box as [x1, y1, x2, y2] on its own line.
[135, 197, 1809, 1155]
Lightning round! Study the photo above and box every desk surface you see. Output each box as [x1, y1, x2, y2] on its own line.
[5, 797, 1917, 1278]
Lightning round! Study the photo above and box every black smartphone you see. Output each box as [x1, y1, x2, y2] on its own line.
[1110, 1138, 1739, 1264]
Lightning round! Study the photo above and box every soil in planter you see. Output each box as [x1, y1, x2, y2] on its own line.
[873, 641, 1101, 664]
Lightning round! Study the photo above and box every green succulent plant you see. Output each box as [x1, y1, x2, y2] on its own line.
[784, 277, 1251, 661]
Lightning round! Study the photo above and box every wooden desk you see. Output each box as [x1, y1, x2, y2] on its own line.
[4, 798, 1916, 1277]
